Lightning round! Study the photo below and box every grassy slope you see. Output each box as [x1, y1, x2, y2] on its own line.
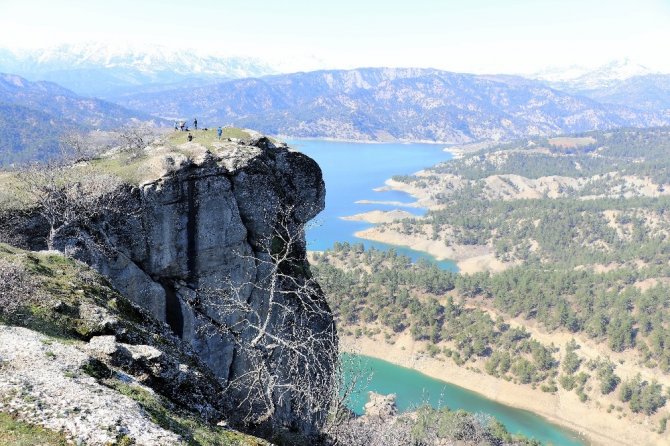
[0, 243, 269, 446]
[0, 412, 69, 446]
[0, 127, 256, 208]
[165, 127, 253, 147]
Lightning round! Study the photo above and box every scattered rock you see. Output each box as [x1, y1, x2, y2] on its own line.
[0, 326, 182, 445]
[363, 392, 398, 419]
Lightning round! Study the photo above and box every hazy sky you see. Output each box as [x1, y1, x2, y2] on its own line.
[1, 0, 669, 74]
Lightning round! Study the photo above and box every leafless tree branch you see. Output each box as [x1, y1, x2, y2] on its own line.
[193, 204, 339, 436]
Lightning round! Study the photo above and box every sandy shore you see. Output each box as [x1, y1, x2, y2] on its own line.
[443, 141, 497, 157]
[342, 332, 664, 446]
[354, 199, 424, 208]
[354, 225, 513, 273]
[357, 178, 515, 273]
[340, 209, 416, 224]
[373, 178, 437, 208]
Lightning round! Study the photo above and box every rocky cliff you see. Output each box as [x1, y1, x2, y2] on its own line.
[0, 244, 272, 445]
[1, 134, 337, 442]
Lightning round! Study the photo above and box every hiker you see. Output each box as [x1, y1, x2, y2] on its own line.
[174, 121, 178, 131]
[194, 118, 198, 130]
[187, 133, 193, 142]
[180, 121, 185, 131]
[217, 126, 223, 139]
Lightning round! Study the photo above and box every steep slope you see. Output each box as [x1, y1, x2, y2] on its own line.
[0, 73, 157, 128]
[115, 67, 667, 142]
[0, 73, 162, 163]
[0, 244, 270, 445]
[1, 133, 336, 441]
[0, 103, 76, 164]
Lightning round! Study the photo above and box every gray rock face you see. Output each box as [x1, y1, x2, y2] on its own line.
[51, 140, 334, 435]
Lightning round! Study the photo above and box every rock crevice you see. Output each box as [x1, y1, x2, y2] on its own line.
[34, 139, 332, 435]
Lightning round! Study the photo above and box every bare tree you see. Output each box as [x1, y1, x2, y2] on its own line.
[15, 159, 135, 251]
[59, 131, 102, 161]
[116, 123, 157, 157]
[0, 258, 41, 315]
[329, 405, 518, 446]
[193, 204, 339, 436]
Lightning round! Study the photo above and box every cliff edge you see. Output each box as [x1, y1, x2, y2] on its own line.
[0, 132, 336, 443]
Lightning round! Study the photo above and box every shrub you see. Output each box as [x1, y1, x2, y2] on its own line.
[0, 258, 39, 314]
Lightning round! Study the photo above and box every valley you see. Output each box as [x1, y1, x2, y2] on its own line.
[308, 127, 670, 445]
[2, 2, 670, 444]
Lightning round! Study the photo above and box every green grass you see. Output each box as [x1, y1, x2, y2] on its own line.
[110, 381, 269, 446]
[0, 243, 142, 342]
[1, 243, 273, 445]
[0, 412, 69, 446]
[166, 128, 252, 150]
[0, 127, 264, 205]
[87, 154, 149, 185]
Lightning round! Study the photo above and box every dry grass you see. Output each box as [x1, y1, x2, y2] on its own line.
[547, 136, 597, 148]
[0, 412, 69, 446]
[165, 127, 252, 150]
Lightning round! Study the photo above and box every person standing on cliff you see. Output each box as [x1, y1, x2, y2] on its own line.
[187, 133, 193, 142]
[217, 126, 223, 139]
[194, 118, 198, 130]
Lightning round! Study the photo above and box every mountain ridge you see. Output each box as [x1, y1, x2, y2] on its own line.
[0, 72, 162, 163]
[0, 44, 277, 98]
[114, 67, 669, 143]
[530, 59, 670, 113]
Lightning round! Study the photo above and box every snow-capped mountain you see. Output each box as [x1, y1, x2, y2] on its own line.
[0, 43, 277, 98]
[532, 58, 657, 90]
[531, 59, 670, 113]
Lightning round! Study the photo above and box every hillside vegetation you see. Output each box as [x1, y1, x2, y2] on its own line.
[115, 68, 668, 143]
[315, 126, 670, 444]
[0, 73, 161, 164]
[0, 130, 543, 446]
[0, 243, 271, 445]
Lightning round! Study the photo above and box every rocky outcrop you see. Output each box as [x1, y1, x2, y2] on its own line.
[363, 392, 398, 419]
[4, 137, 336, 438]
[0, 326, 183, 446]
[0, 245, 271, 445]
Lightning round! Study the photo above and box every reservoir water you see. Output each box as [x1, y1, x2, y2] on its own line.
[291, 139, 586, 445]
[288, 139, 457, 270]
[344, 354, 585, 446]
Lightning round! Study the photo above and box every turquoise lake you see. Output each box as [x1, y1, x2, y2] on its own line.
[344, 354, 586, 446]
[290, 139, 587, 445]
[288, 139, 458, 270]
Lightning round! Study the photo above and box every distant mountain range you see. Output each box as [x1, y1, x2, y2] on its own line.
[1, 47, 670, 155]
[113, 67, 669, 143]
[531, 59, 655, 88]
[0, 73, 160, 163]
[531, 59, 670, 114]
[0, 44, 276, 99]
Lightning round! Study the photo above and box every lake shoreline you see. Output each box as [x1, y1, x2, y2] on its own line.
[341, 333, 663, 446]
[282, 135, 458, 146]
[350, 175, 517, 274]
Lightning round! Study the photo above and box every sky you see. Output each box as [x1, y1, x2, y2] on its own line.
[1, 0, 669, 74]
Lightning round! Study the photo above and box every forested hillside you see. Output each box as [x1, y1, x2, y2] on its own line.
[0, 73, 161, 164]
[114, 68, 669, 142]
[314, 127, 670, 443]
